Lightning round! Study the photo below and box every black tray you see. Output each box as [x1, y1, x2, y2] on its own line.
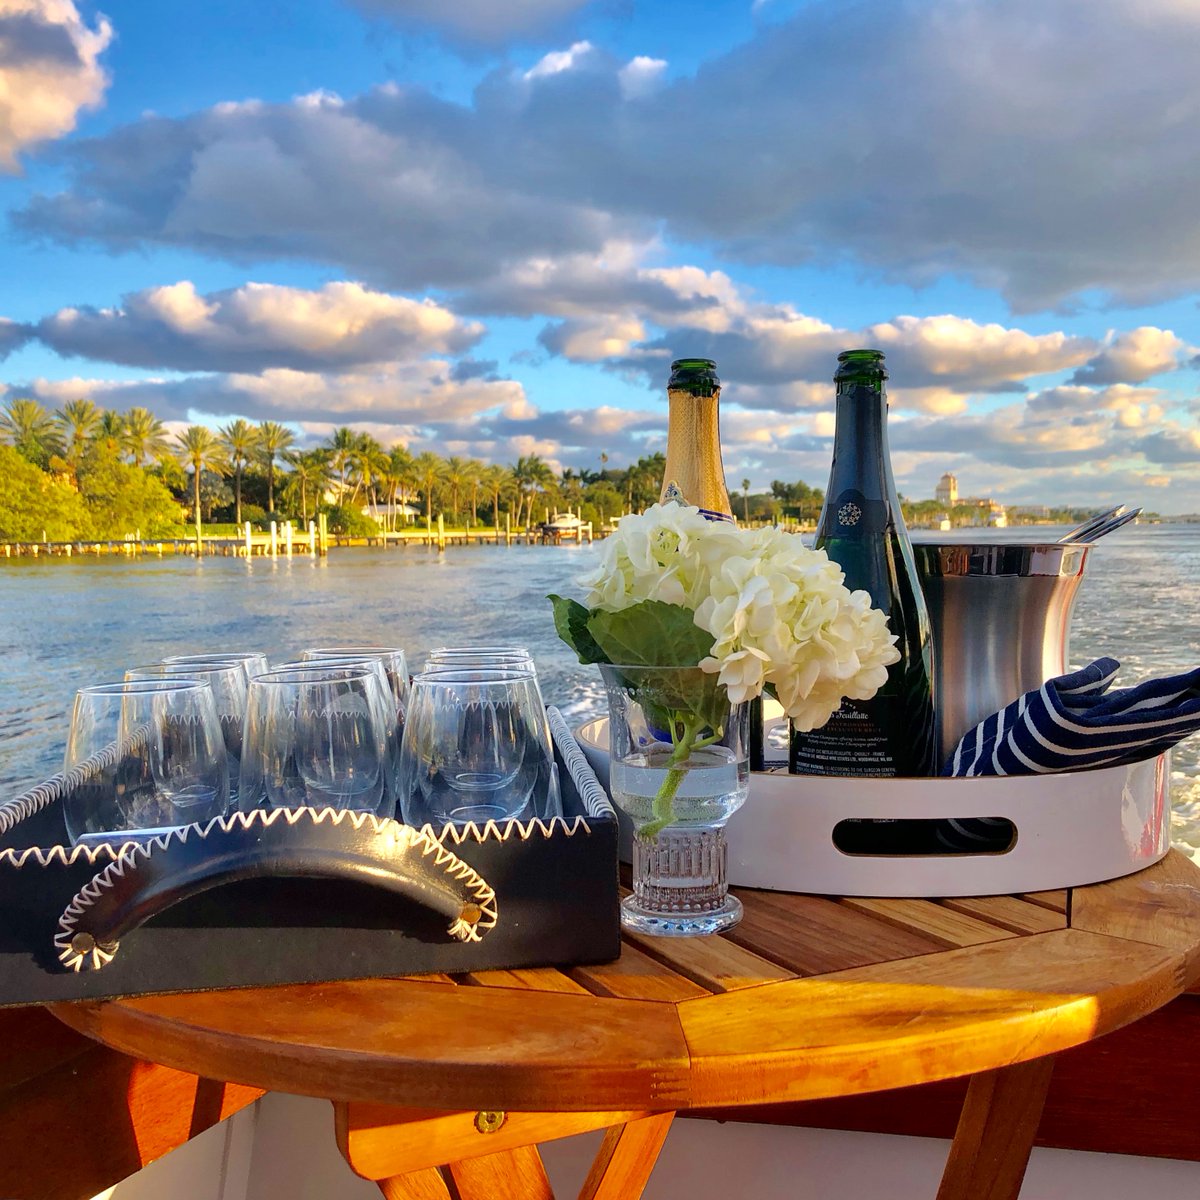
[0, 707, 619, 1006]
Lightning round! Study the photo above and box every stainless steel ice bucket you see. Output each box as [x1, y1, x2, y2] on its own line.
[912, 539, 1092, 764]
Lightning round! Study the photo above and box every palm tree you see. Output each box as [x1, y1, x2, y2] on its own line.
[281, 448, 331, 523]
[412, 451, 445, 524]
[348, 433, 386, 506]
[176, 426, 230, 534]
[325, 427, 358, 501]
[383, 444, 415, 530]
[122, 407, 171, 467]
[742, 477, 751, 523]
[93, 410, 125, 454]
[256, 421, 294, 514]
[0, 398, 63, 467]
[219, 419, 260, 525]
[442, 456, 472, 523]
[511, 454, 555, 529]
[465, 458, 484, 526]
[480, 464, 512, 528]
[55, 398, 101, 465]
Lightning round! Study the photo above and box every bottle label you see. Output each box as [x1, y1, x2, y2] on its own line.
[829, 488, 888, 538]
[790, 699, 898, 776]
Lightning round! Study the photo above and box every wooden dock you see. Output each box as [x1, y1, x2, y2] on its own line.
[0, 515, 601, 560]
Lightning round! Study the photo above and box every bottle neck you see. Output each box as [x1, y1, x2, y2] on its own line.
[660, 388, 733, 521]
[826, 382, 899, 505]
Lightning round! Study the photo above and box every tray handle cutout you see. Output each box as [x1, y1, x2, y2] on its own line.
[54, 808, 498, 972]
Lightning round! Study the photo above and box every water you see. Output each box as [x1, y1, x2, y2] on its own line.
[2, 527, 1199, 851]
[610, 749, 748, 825]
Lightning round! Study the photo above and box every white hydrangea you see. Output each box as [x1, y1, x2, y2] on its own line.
[581, 504, 900, 731]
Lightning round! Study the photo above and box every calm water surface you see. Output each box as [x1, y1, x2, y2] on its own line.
[2, 526, 1199, 849]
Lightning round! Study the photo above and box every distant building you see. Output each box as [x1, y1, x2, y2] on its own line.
[935, 473, 958, 506]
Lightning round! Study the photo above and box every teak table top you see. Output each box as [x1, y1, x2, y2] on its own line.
[50, 849, 1200, 1115]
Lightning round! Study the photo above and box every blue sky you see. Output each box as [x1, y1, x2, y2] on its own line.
[0, 0, 1197, 512]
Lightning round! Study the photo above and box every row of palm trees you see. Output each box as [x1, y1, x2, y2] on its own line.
[1, 395, 655, 531]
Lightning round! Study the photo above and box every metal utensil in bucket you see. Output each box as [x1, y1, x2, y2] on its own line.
[912, 539, 1092, 765]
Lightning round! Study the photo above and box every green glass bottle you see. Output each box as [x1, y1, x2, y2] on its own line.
[788, 349, 936, 778]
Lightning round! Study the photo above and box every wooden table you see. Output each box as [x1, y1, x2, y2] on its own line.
[49, 850, 1200, 1200]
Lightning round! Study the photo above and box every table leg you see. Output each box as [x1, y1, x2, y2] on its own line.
[341, 1107, 676, 1200]
[445, 1144, 555, 1198]
[578, 1112, 674, 1200]
[936, 1056, 1055, 1200]
[378, 1168, 453, 1200]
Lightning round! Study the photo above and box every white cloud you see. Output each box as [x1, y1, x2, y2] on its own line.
[18, 1, 1200, 308]
[0, 0, 112, 169]
[618, 56, 667, 99]
[524, 41, 594, 81]
[36, 281, 482, 371]
[1071, 327, 1191, 385]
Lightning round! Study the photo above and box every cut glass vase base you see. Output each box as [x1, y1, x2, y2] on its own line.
[619, 892, 743, 937]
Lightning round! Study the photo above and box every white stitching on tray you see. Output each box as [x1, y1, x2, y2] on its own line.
[51, 808, 500, 970]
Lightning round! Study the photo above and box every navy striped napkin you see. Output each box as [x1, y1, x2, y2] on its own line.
[942, 657, 1200, 778]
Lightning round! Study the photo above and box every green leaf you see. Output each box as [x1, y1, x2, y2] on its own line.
[585, 599, 714, 670]
[547, 594, 609, 665]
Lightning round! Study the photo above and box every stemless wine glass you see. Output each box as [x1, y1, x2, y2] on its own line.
[163, 651, 270, 685]
[126, 661, 249, 800]
[62, 680, 230, 847]
[416, 658, 559, 819]
[301, 647, 409, 710]
[398, 668, 552, 828]
[239, 666, 393, 817]
[426, 646, 534, 673]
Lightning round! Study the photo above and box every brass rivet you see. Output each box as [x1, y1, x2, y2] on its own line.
[474, 1110, 506, 1134]
[71, 932, 96, 955]
[461, 903, 483, 925]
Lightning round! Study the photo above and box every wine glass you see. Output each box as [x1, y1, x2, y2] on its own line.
[239, 667, 393, 817]
[417, 652, 559, 819]
[398, 668, 552, 827]
[425, 646, 534, 673]
[62, 680, 230, 847]
[301, 647, 409, 716]
[163, 651, 270, 685]
[126, 661, 249, 800]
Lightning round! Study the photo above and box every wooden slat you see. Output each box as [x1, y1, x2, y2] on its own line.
[935, 1058, 1055, 1200]
[52, 977, 694, 1112]
[1020, 889, 1069, 914]
[1072, 850, 1200, 984]
[622, 928, 797, 994]
[686, 994, 1200, 1164]
[444, 1144, 554, 1199]
[337, 1103, 653, 1180]
[578, 1113, 674, 1200]
[570, 944, 710, 1002]
[728, 889, 946, 974]
[458, 968, 591, 994]
[378, 1168, 453, 1200]
[940, 895, 1065, 935]
[839, 897, 1017, 948]
[676, 927, 1182, 1109]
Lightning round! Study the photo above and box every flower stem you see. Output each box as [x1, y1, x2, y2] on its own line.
[639, 712, 723, 838]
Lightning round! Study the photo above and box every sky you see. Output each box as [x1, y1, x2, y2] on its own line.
[0, 0, 1197, 512]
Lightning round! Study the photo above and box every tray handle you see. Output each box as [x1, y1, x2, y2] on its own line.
[54, 809, 498, 972]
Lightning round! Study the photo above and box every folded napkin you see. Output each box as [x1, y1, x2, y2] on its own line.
[943, 657, 1200, 778]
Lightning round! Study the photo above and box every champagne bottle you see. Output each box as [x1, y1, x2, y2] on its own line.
[789, 349, 936, 779]
[660, 358, 734, 522]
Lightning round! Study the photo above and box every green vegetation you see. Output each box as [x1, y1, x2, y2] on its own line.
[0, 395, 844, 547]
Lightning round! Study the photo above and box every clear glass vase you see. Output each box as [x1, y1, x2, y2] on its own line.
[599, 664, 749, 936]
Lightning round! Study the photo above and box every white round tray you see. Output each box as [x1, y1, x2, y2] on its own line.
[574, 717, 1172, 897]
